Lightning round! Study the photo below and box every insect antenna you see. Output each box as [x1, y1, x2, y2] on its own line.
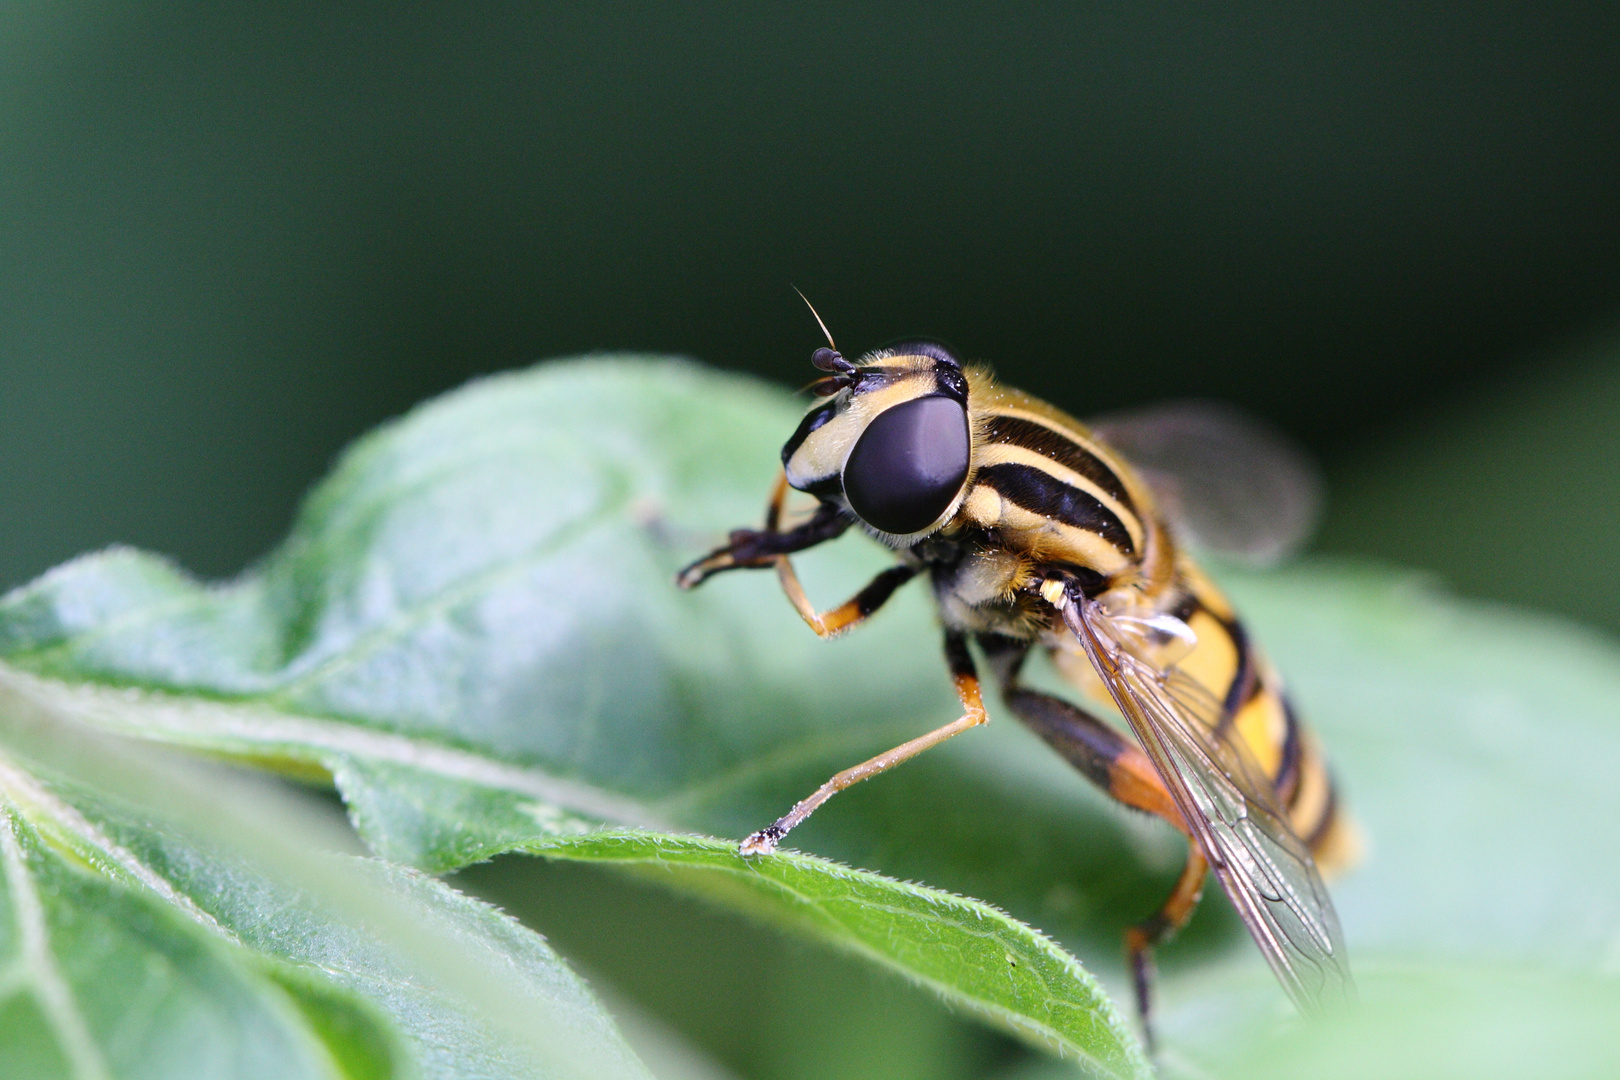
[793, 285, 839, 351]
[792, 287, 859, 387]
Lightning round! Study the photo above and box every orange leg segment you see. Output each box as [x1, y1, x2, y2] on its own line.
[985, 635, 1206, 1053]
[739, 631, 987, 855]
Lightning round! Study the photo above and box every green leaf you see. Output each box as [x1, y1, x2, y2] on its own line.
[0, 359, 1152, 1071]
[1148, 565, 1620, 1074]
[1221, 564, 1620, 966]
[462, 852, 1010, 1080]
[0, 360, 1170, 951]
[0, 801, 392, 1080]
[516, 831, 1144, 1079]
[5, 356, 1620, 1074]
[0, 672, 1149, 1080]
[0, 689, 654, 1080]
[1165, 960, 1620, 1080]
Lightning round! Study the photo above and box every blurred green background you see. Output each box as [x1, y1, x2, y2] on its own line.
[5, 8, 1620, 1077]
[4, 5, 1619, 632]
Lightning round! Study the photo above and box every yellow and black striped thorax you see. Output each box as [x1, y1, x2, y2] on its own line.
[955, 374, 1168, 589]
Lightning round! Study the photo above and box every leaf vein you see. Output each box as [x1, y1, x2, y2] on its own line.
[0, 808, 112, 1080]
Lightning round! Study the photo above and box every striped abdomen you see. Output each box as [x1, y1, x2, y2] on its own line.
[1170, 566, 1356, 874]
[955, 374, 1355, 873]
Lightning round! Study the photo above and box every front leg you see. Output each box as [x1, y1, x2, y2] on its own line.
[740, 631, 988, 855]
[675, 471, 850, 589]
[773, 557, 917, 638]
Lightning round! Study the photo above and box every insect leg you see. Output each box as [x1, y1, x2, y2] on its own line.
[763, 465, 793, 532]
[773, 554, 917, 638]
[676, 472, 849, 588]
[995, 684, 1187, 831]
[1125, 851, 1208, 1054]
[982, 634, 1201, 1052]
[739, 631, 988, 855]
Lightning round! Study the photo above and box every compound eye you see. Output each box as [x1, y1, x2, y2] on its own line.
[843, 395, 971, 535]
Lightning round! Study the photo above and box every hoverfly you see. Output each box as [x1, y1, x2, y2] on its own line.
[676, 319, 1357, 1046]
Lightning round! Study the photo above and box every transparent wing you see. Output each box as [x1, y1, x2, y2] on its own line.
[1088, 400, 1322, 565]
[1058, 594, 1353, 1013]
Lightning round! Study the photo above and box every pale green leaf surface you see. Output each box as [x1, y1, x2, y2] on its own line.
[150, 844, 646, 1080]
[515, 831, 1145, 1080]
[4, 358, 1620, 1073]
[0, 788, 393, 1080]
[0, 359, 1195, 949]
[0, 360, 1155, 1070]
[1152, 959, 1620, 1080]
[0, 687, 654, 1080]
[0, 666, 1149, 1080]
[1223, 565, 1620, 966]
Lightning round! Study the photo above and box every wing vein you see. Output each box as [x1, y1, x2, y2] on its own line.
[1054, 588, 1352, 1014]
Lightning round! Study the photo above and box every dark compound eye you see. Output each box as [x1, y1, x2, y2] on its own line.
[843, 395, 971, 535]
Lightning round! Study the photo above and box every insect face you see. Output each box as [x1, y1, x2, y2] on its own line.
[780, 343, 972, 539]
